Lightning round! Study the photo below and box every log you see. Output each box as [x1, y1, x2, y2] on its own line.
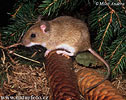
[45, 50, 82, 100]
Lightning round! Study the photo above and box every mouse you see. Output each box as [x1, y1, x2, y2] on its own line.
[22, 16, 110, 93]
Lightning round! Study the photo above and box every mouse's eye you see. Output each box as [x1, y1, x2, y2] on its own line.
[31, 33, 36, 38]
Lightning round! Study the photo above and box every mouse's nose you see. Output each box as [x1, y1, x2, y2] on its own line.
[22, 38, 30, 46]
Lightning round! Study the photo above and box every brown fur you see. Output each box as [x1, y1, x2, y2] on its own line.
[22, 16, 91, 52]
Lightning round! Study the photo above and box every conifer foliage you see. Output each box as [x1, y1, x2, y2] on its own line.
[1, 0, 126, 77]
[88, 0, 126, 77]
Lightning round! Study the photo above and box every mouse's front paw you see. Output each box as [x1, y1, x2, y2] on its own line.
[56, 50, 73, 57]
[44, 50, 51, 57]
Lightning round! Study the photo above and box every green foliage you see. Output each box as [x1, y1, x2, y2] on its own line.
[0, 65, 8, 87]
[1, 2, 37, 45]
[75, 52, 103, 67]
[39, 0, 84, 16]
[88, 0, 126, 77]
[105, 30, 126, 77]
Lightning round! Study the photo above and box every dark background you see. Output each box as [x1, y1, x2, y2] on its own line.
[0, 1, 15, 27]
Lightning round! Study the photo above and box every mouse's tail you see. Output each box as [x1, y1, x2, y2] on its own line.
[84, 48, 111, 93]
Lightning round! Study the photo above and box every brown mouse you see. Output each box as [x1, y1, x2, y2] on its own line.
[22, 16, 110, 93]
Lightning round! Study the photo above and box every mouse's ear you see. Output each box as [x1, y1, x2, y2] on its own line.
[40, 21, 50, 34]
